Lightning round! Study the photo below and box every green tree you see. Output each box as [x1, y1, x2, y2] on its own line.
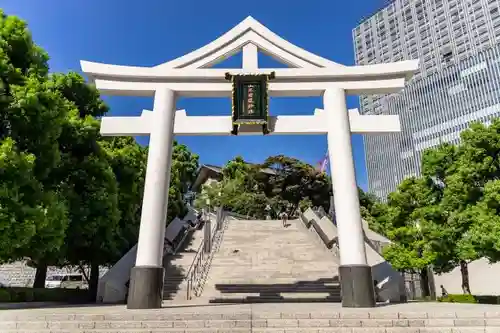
[195, 155, 333, 219]
[375, 177, 442, 297]
[460, 180, 500, 263]
[262, 155, 331, 214]
[101, 137, 148, 257]
[0, 11, 70, 275]
[167, 141, 199, 221]
[0, 11, 200, 297]
[53, 114, 120, 296]
[433, 120, 500, 293]
[222, 156, 252, 180]
[377, 119, 500, 295]
[195, 174, 269, 219]
[0, 139, 67, 262]
[172, 142, 199, 189]
[51, 72, 198, 297]
[23, 71, 120, 294]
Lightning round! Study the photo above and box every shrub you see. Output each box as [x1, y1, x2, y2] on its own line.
[438, 294, 477, 303]
[0, 289, 10, 302]
[0, 288, 91, 303]
[475, 295, 500, 305]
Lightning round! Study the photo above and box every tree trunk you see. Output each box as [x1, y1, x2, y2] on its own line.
[33, 263, 48, 288]
[88, 263, 100, 302]
[419, 268, 431, 298]
[460, 260, 471, 294]
[427, 267, 437, 300]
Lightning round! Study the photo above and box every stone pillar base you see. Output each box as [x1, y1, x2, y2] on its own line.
[127, 266, 164, 309]
[339, 265, 376, 308]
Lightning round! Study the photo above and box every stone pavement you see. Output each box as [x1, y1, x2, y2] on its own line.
[1, 302, 500, 332]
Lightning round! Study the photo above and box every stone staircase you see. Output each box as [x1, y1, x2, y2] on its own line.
[162, 225, 205, 302]
[201, 219, 341, 303]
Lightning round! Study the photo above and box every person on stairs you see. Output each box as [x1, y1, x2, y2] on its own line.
[279, 209, 288, 227]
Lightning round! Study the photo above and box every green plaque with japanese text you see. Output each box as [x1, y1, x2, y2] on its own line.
[225, 72, 275, 135]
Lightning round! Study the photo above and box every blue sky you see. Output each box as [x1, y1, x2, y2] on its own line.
[2, 0, 385, 190]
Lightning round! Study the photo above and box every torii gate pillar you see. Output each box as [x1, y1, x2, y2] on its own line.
[127, 89, 176, 309]
[325, 88, 374, 307]
[81, 16, 418, 309]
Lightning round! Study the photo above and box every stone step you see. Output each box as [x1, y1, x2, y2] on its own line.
[212, 283, 340, 292]
[164, 258, 197, 266]
[163, 281, 187, 286]
[212, 253, 335, 260]
[164, 276, 186, 281]
[0, 328, 491, 333]
[209, 264, 336, 270]
[3, 302, 500, 332]
[208, 295, 342, 304]
[205, 267, 336, 283]
[2, 316, 498, 332]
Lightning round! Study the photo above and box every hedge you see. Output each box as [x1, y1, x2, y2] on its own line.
[438, 294, 500, 304]
[0, 287, 92, 303]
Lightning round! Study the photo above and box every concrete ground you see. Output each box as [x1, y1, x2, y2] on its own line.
[1, 301, 500, 318]
[1, 302, 500, 332]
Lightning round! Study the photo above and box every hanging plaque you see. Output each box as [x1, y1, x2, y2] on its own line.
[225, 72, 275, 135]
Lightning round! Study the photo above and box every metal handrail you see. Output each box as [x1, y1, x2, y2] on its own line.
[186, 240, 206, 300]
[185, 210, 230, 300]
[185, 211, 217, 300]
[193, 213, 230, 298]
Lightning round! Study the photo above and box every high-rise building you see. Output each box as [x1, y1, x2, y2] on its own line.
[353, 0, 500, 199]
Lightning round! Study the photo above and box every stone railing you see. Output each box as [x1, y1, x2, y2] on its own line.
[302, 208, 408, 303]
[300, 209, 340, 257]
[298, 212, 340, 260]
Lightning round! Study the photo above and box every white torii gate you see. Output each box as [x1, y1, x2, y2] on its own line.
[81, 16, 418, 309]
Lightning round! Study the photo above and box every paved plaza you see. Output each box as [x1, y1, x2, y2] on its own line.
[1, 302, 500, 332]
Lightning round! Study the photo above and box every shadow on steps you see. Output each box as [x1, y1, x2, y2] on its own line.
[161, 230, 196, 301]
[209, 276, 341, 304]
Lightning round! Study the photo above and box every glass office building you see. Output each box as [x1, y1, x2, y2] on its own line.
[367, 44, 500, 198]
[353, 0, 500, 199]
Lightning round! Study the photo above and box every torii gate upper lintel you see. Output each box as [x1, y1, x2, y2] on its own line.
[80, 17, 419, 310]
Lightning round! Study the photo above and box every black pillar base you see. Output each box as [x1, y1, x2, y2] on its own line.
[127, 266, 164, 309]
[339, 265, 376, 308]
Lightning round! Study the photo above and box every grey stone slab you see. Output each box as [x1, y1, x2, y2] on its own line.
[454, 318, 486, 326]
[418, 329, 453, 333]
[310, 312, 340, 319]
[399, 312, 429, 319]
[253, 329, 286, 333]
[352, 328, 387, 333]
[297, 319, 331, 327]
[369, 312, 399, 319]
[386, 329, 420, 333]
[451, 328, 487, 333]
[424, 319, 456, 327]
[485, 318, 500, 326]
[267, 319, 300, 327]
[361, 319, 394, 327]
[317, 329, 354, 333]
[329, 319, 363, 327]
